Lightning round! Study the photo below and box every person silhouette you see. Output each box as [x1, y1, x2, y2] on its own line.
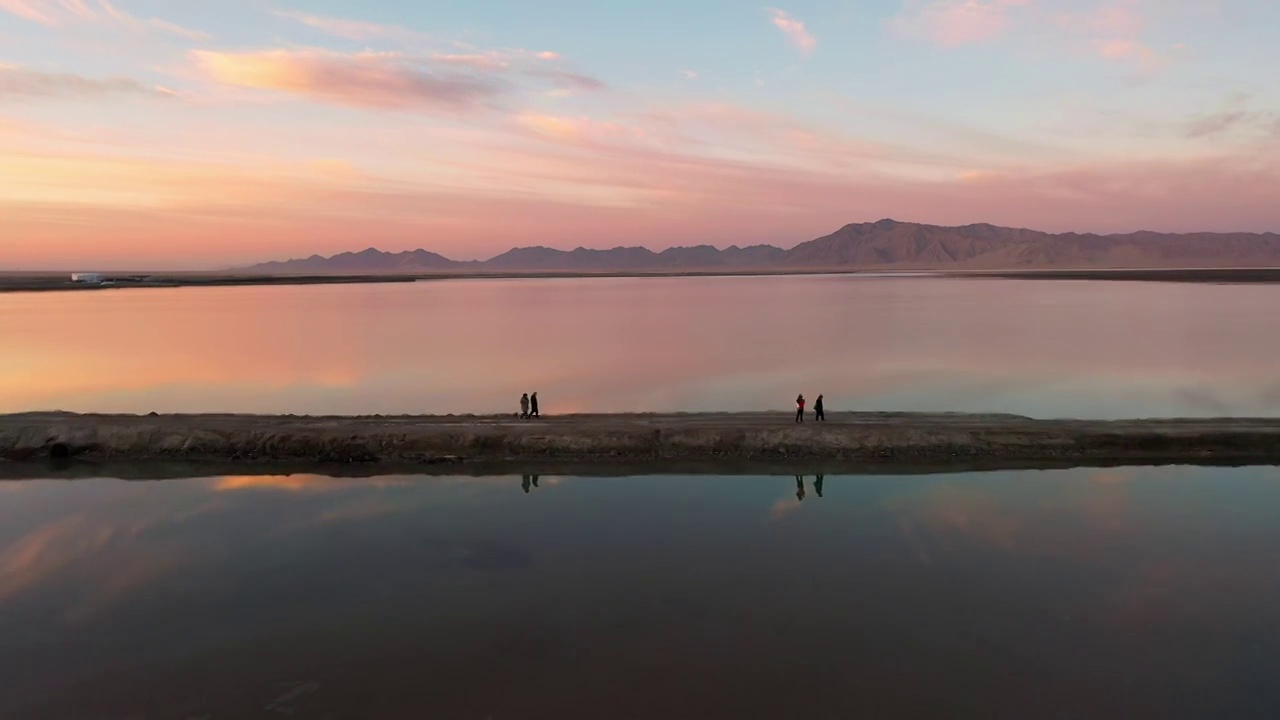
[530, 392, 540, 419]
[815, 475, 825, 498]
[531, 475, 540, 488]
[521, 475, 532, 493]
[795, 475, 806, 501]
[519, 393, 530, 420]
[814, 394, 825, 422]
[795, 394, 806, 423]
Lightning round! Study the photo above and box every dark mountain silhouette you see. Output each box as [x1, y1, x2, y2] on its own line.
[248, 247, 465, 273]
[241, 220, 1280, 273]
[476, 243, 789, 271]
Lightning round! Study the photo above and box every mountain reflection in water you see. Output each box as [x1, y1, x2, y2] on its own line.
[5, 276, 1280, 418]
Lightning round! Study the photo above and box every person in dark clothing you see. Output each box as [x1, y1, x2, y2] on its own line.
[521, 475, 532, 493]
[814, 475, 825, 497]
[529, 392, 540, 418]
[795, 475, 806, 501]
[814, 394, 825, 422]
[795, 394, 806, 423]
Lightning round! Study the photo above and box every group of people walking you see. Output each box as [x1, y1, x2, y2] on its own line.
[518, 392, 540, 420]
[795, 394, 825, 423]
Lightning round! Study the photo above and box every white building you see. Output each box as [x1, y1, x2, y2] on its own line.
[71, 273, 104, 284]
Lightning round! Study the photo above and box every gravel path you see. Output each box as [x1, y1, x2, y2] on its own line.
[3, 411, 1280, 471]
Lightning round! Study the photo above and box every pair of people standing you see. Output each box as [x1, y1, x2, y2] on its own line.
[795, 394, 825, 423]
[519, 392, 540, 419]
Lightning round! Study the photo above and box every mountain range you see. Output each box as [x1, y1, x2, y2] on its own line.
[242, 220, 1280, 274]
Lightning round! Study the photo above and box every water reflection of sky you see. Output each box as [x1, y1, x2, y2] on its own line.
[3, 276, 1280, 418]
[1, 468, 1278, 718]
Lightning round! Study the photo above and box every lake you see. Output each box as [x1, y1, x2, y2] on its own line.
[1, 467, 1278, 718]
[2, 275, 1280, 418]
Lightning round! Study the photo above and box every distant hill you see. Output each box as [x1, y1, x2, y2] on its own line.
[247, 247, 467, 273]
[240, 220, 1280, 274]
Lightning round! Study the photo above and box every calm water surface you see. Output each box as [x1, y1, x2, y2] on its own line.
[3, 276, 1280, 418]
[0, 467, 1278, 718]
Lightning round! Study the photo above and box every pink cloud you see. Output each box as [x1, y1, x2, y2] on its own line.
[515, 113, 646, 145]
[192, 50, 507, 112]
[1095, 37, 1159, 66]
[0, 0, 56, 23]
[767, 8, 817, 54]
[431, 52, 511, 70]
[192, 48, 602, 111]
[1049, 0, 1164, 71]
[890, 0, 1029, 47]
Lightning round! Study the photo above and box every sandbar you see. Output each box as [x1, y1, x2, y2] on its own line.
[3, 412, 1280, 477]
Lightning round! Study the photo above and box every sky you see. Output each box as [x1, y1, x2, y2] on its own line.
[1, 0, 1279, 269]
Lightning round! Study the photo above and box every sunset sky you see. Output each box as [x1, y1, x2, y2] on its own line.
[2, 0, 1278, 269]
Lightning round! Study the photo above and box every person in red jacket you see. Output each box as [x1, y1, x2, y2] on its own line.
[795, 394, 806, 423]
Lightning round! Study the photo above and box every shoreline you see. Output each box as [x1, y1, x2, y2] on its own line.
[0, 457, 1268, 482]
[5, 266, 1280, 294]
[4, 412, 1280, 475]
[0, 268, 874, 294]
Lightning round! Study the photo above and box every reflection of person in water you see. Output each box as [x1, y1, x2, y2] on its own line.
[522, 475, 532, 493]
[795, 475, 806, 501]
[815, 475, 825, 498]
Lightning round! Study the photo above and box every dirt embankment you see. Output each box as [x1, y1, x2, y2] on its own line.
[3, 412, 1280, 472]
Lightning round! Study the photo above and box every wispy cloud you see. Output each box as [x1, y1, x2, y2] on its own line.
[529, 68, 607, 93]
[1043, 0, 1166, 73]
[430, 49, 568, 72]
[891, 0, 1166, 75]
[272, 9, 428, 43]
[890, 0, 1029, 47]
[767, 8, 817, 54]
[432, 52, 511, 70]
[515, 113, 645, 144]
[193, 48, 604, 112]
[0, 64, 174, 100]
[1095, 38, 1161, 69]
[193, 50, 507, 113]
[0, 0, 52, 22]
[0, 0, 207, 39]
[1184, 92, 1272, 139]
